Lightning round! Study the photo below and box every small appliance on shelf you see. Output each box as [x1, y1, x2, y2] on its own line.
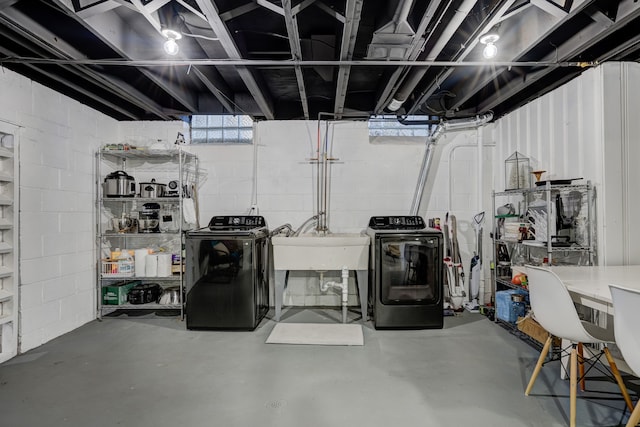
[138, 203, 161, 233]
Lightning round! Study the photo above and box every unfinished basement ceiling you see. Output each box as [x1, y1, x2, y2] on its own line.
[0, 0, 638, 121]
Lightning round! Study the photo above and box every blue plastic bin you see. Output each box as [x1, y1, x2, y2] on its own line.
[496, 289, 528, 323]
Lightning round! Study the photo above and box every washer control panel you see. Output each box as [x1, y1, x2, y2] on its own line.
[368, 216, 426, 230]
[208, 215, 266, 230]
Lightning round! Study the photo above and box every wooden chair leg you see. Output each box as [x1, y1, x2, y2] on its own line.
[570, 345, 578, 427]
[603, 347, 634, 412]
[577, 343, 585, 391]
[525, 336, 553, 396]
[626, 402, 640, 427]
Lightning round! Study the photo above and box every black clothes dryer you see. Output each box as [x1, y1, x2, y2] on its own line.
[367, 216, 444, 329]
[185, 216, 269, 330]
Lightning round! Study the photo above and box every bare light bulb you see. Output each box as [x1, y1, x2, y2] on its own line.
[482, 43, 497, 59]
[479, 33, 499, 60]
[163, 38, 179, 56]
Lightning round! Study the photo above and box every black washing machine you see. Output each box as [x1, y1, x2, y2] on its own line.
[185, 216, 269, 330]
[367, 216, 444, 329]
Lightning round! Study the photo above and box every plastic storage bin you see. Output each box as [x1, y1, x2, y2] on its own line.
[496, 289, 528, 323]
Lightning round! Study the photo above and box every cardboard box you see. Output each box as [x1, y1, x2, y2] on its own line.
[517, 316, 561, 346]
[102, 280, 140, 305]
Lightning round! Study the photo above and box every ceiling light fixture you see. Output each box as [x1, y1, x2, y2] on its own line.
[162, 28, 182, 56]
[480, 34, 499, 59]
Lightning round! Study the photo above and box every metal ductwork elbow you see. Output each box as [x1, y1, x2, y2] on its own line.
[409, 113, 493, 215]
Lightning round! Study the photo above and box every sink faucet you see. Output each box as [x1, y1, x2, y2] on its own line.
[270, 223, 293, 237]
[292, 214, 321, 237]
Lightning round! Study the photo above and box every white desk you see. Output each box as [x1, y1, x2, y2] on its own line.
[547, 265, 640, 315]
[539, 265, 640, 378]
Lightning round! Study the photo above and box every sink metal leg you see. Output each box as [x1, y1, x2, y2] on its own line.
[356, 269, 368, 321]
[274, 269, 287, 321]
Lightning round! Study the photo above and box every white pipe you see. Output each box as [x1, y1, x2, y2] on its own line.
[318, 266, 350, 323]
[410, 139, 437, 216]
[319, 271, 327, 291]
[476, 128, 484, 305]
[341, 266, 349, 324]
[387, 0, 478, 111]
[410, 113, 493, 216]
[247, 123, 259, 215]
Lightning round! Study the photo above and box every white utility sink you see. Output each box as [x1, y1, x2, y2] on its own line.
[271, 233, 370, 271]
[271, 232, 371, 322]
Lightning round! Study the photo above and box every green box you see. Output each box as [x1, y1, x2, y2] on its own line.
[102, 280, 140, 305]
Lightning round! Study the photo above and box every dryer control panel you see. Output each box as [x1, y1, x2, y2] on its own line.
[208, 215, 267, 230]
[368, 216, 426, 230]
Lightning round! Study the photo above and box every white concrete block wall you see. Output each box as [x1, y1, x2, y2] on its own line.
[0, 67, 118, 352]
[5, 60, 638, 354]
[184, 120, 484, 307]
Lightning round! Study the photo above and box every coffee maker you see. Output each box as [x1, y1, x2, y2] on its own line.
[555, 191, 582, 243]
[138, 202, 161, 233]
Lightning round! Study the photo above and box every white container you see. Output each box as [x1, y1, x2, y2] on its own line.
[145, 254, 158, 277]
[157, 253, 173, 277]
[134, 249, 148, 276]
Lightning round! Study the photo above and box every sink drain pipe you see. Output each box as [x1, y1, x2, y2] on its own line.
[319, 267, 350, 323]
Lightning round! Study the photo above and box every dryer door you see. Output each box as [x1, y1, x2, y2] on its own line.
[378, 235, 442, 305]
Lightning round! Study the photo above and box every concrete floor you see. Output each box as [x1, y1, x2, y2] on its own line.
[0, 308, 636, 427]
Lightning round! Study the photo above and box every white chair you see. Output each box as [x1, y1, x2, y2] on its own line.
[610, 284, 640, 427]
[524, 265, 633, 427]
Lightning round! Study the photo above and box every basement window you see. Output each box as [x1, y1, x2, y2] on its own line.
[190, 115, 253, 144]
[368, 115, 433, 138]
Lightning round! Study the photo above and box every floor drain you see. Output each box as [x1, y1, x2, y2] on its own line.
[267, 400, 287, 410]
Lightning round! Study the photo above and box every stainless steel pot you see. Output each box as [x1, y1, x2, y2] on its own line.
[139, 179, 166, 198]
[103, 170, 136, 197]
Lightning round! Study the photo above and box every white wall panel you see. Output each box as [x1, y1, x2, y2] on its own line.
[494, 62, 640, 266]
[601, 63, 640, 264]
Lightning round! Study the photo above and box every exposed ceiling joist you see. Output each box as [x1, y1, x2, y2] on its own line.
[333, 0, 363, 118]
[406, 0, 518, 116]
[194, 0, 274, 119]
[190, 66, 236, 113]
[129, 0, 162, 33]
[219, 2, 258, 22]
[373, 0, 443, 114]
[446, 1, 568, 113]
[388, 0, 479, 116]
[292, 0, 315, 16]
[283, 0, 309, 119]
[0, 0, 19, 10]
[531, 0, 570, 18]
[143, 0, 171, 14]
[0, 6, 171, 119]
[0, 0, 636, 122]
[57, 0, 201, 114]
[315, 0, 345, 23]
[256, 0, 283, 16]
[477, 0, 640, 112]
[0, 42, 139, 119]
